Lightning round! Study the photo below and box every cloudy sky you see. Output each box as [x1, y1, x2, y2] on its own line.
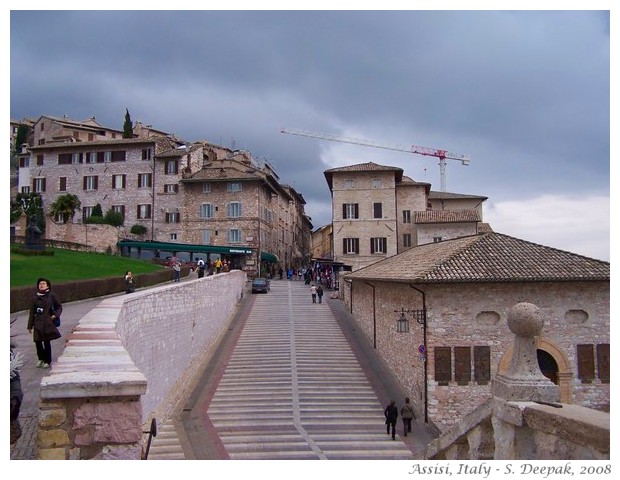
[8, 5, 612, 261]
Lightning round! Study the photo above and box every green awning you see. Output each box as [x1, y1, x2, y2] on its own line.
[260, 251, 279, 263]
[118, 240, 253, 255]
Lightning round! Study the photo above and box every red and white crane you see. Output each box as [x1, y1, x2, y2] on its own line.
[280, 128, 470, 192]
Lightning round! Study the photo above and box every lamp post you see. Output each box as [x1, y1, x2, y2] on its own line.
[395, 306, 428, 423]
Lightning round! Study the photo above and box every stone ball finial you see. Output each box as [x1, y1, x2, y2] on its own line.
[507, 302, 544, 337]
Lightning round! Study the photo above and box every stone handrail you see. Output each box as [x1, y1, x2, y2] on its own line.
[37, 271, 246, 460]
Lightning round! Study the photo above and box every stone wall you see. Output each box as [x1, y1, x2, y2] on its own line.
[46, 217, 123, 253]
[37, 270, 246, 459]
[345, 280, 610, 431]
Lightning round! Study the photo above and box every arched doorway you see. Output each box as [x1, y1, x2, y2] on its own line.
[537, 349, 558, 384]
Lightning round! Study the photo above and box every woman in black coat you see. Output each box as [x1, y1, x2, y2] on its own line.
[27, 277, 62, 368]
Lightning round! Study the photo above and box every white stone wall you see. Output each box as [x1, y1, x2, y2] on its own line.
[115, 270, 246, 421]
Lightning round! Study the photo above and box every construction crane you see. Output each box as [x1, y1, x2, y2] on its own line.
[280, 128, 470, 192]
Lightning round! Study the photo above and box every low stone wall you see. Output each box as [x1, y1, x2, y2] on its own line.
[37, 271, 246, 460]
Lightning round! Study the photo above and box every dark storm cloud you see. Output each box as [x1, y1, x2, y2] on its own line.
[9, 9, 611, 259]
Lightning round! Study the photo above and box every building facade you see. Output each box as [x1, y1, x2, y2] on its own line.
[14, 116, 311, 275]
[343, 233, 610, 431]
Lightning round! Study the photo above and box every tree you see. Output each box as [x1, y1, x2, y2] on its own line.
[14, 192, 45, 231]
[104, 208, 124, 227]
[122, 109, 133, 139]
[11, 124, 29, 172]
[49, 193, 81, 224]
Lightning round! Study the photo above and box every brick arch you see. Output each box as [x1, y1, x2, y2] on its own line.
[498, 338, 573, 403]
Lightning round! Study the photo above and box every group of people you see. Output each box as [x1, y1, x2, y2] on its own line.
[384, 397, 415, 440]
[310, 284, 324, 303]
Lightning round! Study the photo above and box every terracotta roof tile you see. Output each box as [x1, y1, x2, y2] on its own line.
[345, 232, 609, 283]
[414, 210, 481, 223]
[324, 161, 403, 174]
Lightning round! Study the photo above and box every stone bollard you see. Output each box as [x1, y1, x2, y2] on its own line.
[492, 302, 559, 402]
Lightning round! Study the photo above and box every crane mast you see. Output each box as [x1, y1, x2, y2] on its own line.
[280, 128, 470, 191]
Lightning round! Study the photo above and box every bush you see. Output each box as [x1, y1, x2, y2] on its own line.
[84, 216, 106, 224]
[130, 224, 148, 235]
[104, 209, 124, 227]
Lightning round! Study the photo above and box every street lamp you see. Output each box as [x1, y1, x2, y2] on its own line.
[396, 307, 410, 333]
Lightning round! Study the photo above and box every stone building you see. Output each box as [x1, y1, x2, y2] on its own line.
[342, 232, 610, 432]
[323, 161, 488, 271]
[14, 115, 312, 274]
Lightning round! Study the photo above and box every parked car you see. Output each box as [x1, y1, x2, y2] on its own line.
[251, 278, 270, 294]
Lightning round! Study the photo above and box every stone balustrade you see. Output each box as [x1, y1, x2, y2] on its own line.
[37, 271, 246, 460]
[418, 302, 610, 461]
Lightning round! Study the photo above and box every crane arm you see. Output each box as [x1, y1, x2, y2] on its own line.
[280, 128, 469, 163]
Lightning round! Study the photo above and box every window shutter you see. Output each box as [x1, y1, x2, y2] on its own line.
[94, 176, 98, 190]
[473, 346, 491, 383]
[354, 203, 359, 219]
[342, 204, 347, 219]
[577, 344, 595, 382]
[343, 238, 347, 254]
[355, 238, 359, 254]
[59, 177, 67, 191]
[370, 238, 375, 254]
[597, 343, 610, 383]
[83, 177, 87, 190]
[434, 347, 451, 384]
[454, 347, 471, 384]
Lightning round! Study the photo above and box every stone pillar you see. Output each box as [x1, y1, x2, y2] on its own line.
[492, 302, 559, 403]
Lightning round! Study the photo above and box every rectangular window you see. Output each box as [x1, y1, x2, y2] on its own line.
[111, 150, 126, 162]
[372, 178, 382, 188]
[403, 210, 411, 223]
[137, 204, 151, 220]
[454, 347, 472, 384]
[370, 237, 387, 254]
[202, 229, 211, 244]
[170, 233, 177, 241]
[142, 148, 152, 160]
[59, 177, 67, 192]
[112, 174, 126, 190]
[199, 203, 214, 219]
[228, 202, 242, 218]
[474, 346, 491, 384]
[164, 184, 178, 193]
[342, 237, 360, 254]
[373, 202, 383, 219]
[227, 182, 242, 192]
[434, 347, 452, 384]
[166, 212, 180, 223]
[21, 186, 30, 194]
[19, 157, 30, 168]
[112, 205, 125, 218]
[229, 229, 241, 243]
[202, 183, 211, 193]
[58, 153, 72, 165]
[433, 236, 443, 243]
[33, 177, 46, 193]
[36, 155, 44, 166]
[97, 151, 111, 163]
[88, 133, 94, 141]
[72, 152, 83, 164]
[138, 173, 152, 188]
[165, 160, 178, 174]
[577, 344, 595, 383]
[86, 152, 98, 163]
[344, 179, 354, 189]
[83, 175, 98, 191]
[403, 233, 412, 248]
[342, 203, 359, 219]
[597, 343, 610, 383]
[82, 206, 93, 220]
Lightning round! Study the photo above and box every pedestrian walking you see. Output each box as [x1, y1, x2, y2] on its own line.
[172, 259, 181, 282]
[384, 400, 398, 440]
[310, 284, 317, 303]
[125, 270, 136, 293]
[316, 285, 324, 303]
[27, 277, 62, 369]
[215, 258, 222, 274]
[197, 258, 205, 278]
[400, 397, 415, 436]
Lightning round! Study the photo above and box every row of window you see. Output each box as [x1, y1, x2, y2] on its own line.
[433, 343, 610, 385]
[343, 178, 383, 189]
[342, 203, 412, 223]
[342, 235, 413, 254]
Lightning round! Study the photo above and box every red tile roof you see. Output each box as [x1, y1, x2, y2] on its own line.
[414, 210, 481, 223]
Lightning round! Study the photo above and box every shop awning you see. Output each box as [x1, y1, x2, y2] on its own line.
[118, 240, 254, 255]
[260, 251, 279, 263]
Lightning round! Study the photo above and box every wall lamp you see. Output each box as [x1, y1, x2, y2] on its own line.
[395, 307, 426, 333]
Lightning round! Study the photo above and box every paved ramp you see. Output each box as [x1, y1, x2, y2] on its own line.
[204, 281, 412, 460]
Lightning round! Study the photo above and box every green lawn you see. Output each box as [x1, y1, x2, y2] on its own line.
[10, 246, 165, 288]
